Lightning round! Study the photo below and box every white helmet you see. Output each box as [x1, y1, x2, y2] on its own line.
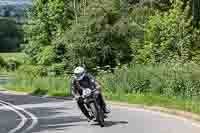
[73, 66, 85, 80]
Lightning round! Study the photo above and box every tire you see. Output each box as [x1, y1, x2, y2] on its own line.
[90, 102, 105, 127]
[90, 102, 98, 120]
[98, 106, 105, 127]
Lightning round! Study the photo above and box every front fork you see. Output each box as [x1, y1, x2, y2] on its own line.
[83, 91, 102, 117]
[84, 99, 97, 116]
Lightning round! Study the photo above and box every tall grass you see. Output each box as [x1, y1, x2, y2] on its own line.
[100, 63, 200, 100]
[99, 63, 200, 114]
[3, 73, 70, 96]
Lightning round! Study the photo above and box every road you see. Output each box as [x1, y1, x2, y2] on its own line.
[0, 91, 200, 133]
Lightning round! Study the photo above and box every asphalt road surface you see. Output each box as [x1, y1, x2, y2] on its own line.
[0, 91, 200, 133]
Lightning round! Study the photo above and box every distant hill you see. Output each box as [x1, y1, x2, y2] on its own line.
[0, 0, 32, 23]
[0, 0, 31, 6]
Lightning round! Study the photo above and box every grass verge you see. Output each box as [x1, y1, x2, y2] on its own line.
[1, 76, 70, 97]
[105, 92, 200, 115]
[0, 52, 26, 61]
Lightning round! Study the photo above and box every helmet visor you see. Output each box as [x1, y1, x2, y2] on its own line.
[74, 73, 81, 78]
[74, 72, 85, 80]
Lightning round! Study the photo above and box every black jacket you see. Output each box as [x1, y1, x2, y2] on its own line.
[70, 73, 96, 96]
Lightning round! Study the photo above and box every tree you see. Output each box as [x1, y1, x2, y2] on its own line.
[134, 0, 200, 64]
[24, 0, 133, 71]
[0, 18, 22, 52]
[3, 6, 12, 17]
[59, 0, 133, 71]
[193, 0, 200, 26]
[24, 0, 74, 65]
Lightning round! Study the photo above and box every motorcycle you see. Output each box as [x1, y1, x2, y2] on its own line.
[81, 88, 105, 127]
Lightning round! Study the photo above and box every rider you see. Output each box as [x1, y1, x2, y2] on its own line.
[70, 66, 110, 121]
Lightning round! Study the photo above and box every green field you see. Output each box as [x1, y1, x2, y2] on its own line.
[0, 52, 26, 61]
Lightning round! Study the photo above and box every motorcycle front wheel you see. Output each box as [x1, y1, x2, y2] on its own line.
[90, 102, 105, 127]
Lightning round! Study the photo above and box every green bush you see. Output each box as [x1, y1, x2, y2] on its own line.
[134, 0, 198, 64]
[0, 56, 7, 68]
[6, 58, 22, 71]
[48, 63, 65, 76]
[17, 65, 47, 77]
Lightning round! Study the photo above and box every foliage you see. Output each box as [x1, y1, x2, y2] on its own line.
[48, 63, 65, 75]
[0, 18, 22, 52]
[128, 6, 155, 63]
[133, 0, 200, 64]
[59, 0, 133, 71]
[23, 0, 74, 64]
[23, 0, 134, 71]
[11, 0, 200, 68]
[17, 65, 47, 77]
[100, 63, 200, 99]
[0, 56, 7, 68]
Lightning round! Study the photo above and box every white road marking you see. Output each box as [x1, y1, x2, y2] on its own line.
[0, 102, 68, 110]
[0, 102, 27, 133]
[41, 123, 81, 128]
[21, 109, 38, 133]
[14, 114, 75, 121]
[0, 100, 38, 133]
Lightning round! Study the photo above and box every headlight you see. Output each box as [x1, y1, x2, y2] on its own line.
[83, 88, 92, 97]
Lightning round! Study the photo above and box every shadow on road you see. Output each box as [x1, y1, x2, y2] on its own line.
[91, 120, 128, 127]
[104, 120, 128, 127]
[36, 115, 86, 131]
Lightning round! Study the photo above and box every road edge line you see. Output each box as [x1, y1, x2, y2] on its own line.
[0, 99, 38, 133]
[0, 102, 27, 133]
